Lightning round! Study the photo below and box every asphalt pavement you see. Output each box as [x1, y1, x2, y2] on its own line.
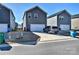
[0, 40, 79, 55]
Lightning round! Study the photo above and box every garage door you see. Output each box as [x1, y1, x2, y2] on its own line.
[0, 24, 8, 32]
[30, 24, 45, 32]
[60, 24, 70, 31]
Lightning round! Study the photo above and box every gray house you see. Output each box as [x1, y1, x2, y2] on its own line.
[71, 14, 79, 30]
[0, 4, 15, 32]
[23, 6, 47, 32]
[47, 10, 71, 33]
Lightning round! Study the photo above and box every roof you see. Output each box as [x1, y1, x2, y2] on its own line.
[25, 6, 47, 14]
[0, 4, 11, 11]
[72, 14, 79, 19]
[23, 6, 47, 19]
[48, 10, 71, 18]
[0, 4, 15, 19]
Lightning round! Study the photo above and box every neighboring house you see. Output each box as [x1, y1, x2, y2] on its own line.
[23, 6, 47, 32]
[15, 22, 18, 29]
[18, 24, 22, 30]
[47, 10, 71, 32]
[0, 4, 15, 32]
[71, 14, 79, 30]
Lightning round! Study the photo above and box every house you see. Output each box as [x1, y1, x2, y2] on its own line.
[71, 14, 79, 30]
[47, 10, 71, 34]
[17, 24, 22, 30]
[23, 6, 47, 32]
[15, 22, 18, 29]
[0, 4, 15, 32]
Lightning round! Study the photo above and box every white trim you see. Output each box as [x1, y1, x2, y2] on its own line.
[10, 11, 15, 30]
[23, 13, 26, 30]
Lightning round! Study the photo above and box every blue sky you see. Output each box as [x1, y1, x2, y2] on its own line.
[2, 3, 79, 24]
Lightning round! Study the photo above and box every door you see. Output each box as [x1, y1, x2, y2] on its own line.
[30, 24, 45, 32]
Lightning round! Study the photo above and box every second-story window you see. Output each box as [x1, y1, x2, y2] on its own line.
[28, 13, 31, 18]
[34, 13, 38, 19]
[59, 16, 64, 20]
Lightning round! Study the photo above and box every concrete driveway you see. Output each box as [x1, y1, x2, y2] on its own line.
[6, 32, 77, 42]
[0, 40, 79, 55]
[32, 32, 78, 41]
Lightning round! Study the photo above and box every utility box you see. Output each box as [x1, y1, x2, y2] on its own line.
[0, 32, 4, 44]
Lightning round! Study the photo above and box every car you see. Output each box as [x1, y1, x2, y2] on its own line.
[48, 26, 59, 34]
[43, 26, 51, 33]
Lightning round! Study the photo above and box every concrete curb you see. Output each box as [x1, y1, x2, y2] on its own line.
[39, 38, 79, 43]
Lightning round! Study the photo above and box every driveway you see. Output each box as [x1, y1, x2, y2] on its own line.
[0, 40, 79, 55]
[0, 32, 79, 55]
[6, 32, 77, 42]
[33, 32, 76, 41]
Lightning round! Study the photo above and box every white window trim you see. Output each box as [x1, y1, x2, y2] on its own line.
[28, 13, 32, 18]
[59, 16, 64, 20]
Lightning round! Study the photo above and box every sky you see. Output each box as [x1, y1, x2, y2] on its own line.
[2, 3, 79, 24]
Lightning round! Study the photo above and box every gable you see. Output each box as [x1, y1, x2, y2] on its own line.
[26, 6, 47, 14]
[27, 8, 46, 15]
[58, 11, 71, 17]
[48, 10, 71, 19]
[0, 4, 10, 11]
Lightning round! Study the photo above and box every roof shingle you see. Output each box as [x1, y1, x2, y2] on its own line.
[48, 10, 71, 18]
[72, 14, 79, 19]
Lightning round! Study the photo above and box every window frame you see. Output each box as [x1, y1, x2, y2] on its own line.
[59, 16, 64, 20]
[34, 13, 38, 19]
[28, 13, 32, 18]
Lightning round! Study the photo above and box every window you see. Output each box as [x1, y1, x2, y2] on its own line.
[59, 16, 64, 20]
[28, 13, 31, 18]
[34, 13, 38, 19]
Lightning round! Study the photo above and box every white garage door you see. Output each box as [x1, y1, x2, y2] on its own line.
[0, 24, 8, 32]
[60, 24, 70, 31]
[30, 24, 45, 32]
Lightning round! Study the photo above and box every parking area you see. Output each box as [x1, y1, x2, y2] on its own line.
[4, 32, 78, 43]
[34, 32, 78, 42]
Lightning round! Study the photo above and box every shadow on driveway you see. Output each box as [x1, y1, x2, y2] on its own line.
[0, 43, 12, 51]
[8, 32, 40, 45]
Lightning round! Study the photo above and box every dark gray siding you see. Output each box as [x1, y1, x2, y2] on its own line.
[57, 12, 71, 30]
[0, 5, 10, 27]
[26, 8, 47, 31]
